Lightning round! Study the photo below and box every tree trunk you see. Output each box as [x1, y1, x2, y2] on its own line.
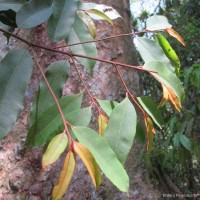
[0, 0, 161, 199]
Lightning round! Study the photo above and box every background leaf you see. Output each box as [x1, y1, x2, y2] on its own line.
[74, 142, 101, 188]
[135, 37, 174, 72]
[180, 134, 192, 151]
[104, 98, 137, 164]
[47, 0, 77, 41]
[137, 96, 163, 129]
[42, 133, 68, 169]
[31, 60, 70, 124]
[73, 126, 129, 192]
[52, 151, 76, 200]
[67, 15, 97, 74]
[26, 94, 83, 146]
[0, 49, 33, 139]
[16, 0, 53, 29]
[146, 15, 172, 31]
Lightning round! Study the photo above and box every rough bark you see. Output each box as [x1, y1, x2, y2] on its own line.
[0, 0, 161, 199]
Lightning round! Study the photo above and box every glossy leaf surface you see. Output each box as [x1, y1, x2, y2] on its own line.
[104, 98, 137, 164]
[42, 133, 68, 168]
[74, 142, 101, 188]
[136, 37, 174, 72]
[52, 151, 76, 200]
[146, 15, 172, 31]
[16, 0, 53, 29]
[67, 15, 97, 74]
[47, 0, 77, 41]
[73, 126, 129, 192]
[0, 49, 33, 139]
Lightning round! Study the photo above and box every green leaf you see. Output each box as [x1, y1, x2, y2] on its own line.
[146, 15, 172, 31]
[73, 126, 129, 192]
[135, 37, 174, 72]
[26, 93, 83, 146]
[0, 1, 23, 12]
[137, 96, 163, 129]
[47, 0, 77, 41]
[31, 60, 70, 124]
[97, 99, 118, 117]
[135, 123, 146, 144]
[67, 15, 97, 74]
[104, 98, 137, 164]
[78, 2, 121, 20]
[52, 151, 76, 200]
[173, 133, 180, 147]
[16, 0, 53, 29]
[42, 133, 68, 169]
[180, 134, 192, 151]
[77, 10, 96, 38]
[143, 61, 185, 106]
[0, 49, 33, 139]
[156, 34, 180, 74]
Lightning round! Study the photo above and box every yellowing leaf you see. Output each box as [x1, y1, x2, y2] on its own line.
[166, 28, 185, 46]
[77, 10, 97, 38]
[159, 84, 181, 112]
[144, 117, 156, 152]
[52, 151, 76, 200]
[42, 133, 68, 169]
[98, 113, 108, 136]
[74, 142, 101, 188]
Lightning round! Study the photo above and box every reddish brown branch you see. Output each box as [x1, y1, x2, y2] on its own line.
[0, 28, 153, 73]
[114, 65, 146, 115]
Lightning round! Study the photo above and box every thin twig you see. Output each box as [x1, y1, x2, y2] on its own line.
[0, 28, 154, 73]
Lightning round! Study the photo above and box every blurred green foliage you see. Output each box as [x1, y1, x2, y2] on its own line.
[132, 0, 200, 194]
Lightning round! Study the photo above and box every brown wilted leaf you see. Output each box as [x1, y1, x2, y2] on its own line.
[144, 116, 156, 152]
[166, 28, 185, 46]
[159, 84, 181, 112]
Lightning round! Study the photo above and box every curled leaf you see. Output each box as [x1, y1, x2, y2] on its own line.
[42, 133, 68, 169]
[86, 9, 113, 25]
[98, 113, 108, 136]
[159, 84, 181, 112]
[166, 28, 185, 46]
[74, 142, 101, 188]
[77, 10, 96, 38]
[52, 151, 76, 200]
[144, 117, 156, 152]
